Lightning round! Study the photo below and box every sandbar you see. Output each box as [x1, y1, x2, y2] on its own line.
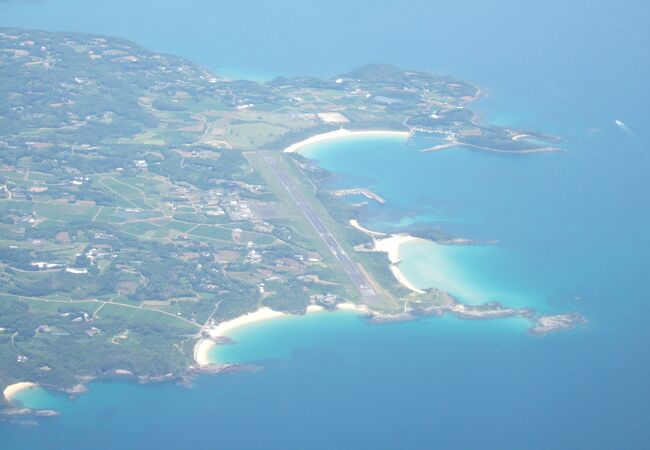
[283, 128, 409, 153]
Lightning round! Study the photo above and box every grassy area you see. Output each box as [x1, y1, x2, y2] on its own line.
[239, 231, 277, 245]
[244, 151, 396, 309]
[189, 224, 233, 241]
[244, 152, 338, 260]
[1, 29, 498, 392]
[98, 177, 151, 209]
[99, 303, 198, 330]
[22, 298, 99, 314]
[0, 200, 101, 222]
[91, 206, 112, 222]
[119, 221, 160, 235]
[227, 123, 289, 149]
[128, 130, 167, 145]
[165, 220, 197, 233]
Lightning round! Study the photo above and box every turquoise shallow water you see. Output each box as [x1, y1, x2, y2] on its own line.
[211, 310, 369, 364]
[398, 240, 539, 308]
[300, 131, 650, 314]
[2, 0, 650, 448]
[6, 308, 648, 449]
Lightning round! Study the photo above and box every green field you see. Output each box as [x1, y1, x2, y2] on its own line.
[227, 123, 289, 149]
[98, 177, 151, 209]
[189, 224, 233, 241]
[0, 200, 100, 222]
[119, 221, 160, 236]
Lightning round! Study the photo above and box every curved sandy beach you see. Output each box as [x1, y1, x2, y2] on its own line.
[195, 307, 288, 366]
[374, 235, 427, 294]
[207, 307, 288, 339]
[283, 128, 409, 153]
[194, 339, 217, 367]
[3, 382, 37, 403]
[194, 305, 371, 366]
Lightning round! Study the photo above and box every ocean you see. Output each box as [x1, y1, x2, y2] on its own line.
[2, 0, 649, 448]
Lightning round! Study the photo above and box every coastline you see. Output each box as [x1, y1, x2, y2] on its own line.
[194, 339, 217, 367]
[374, 235, 427, 294]
[283, 128, 409, 153]
[194, 304, 372, 366]
[207, 307, 288, 339]
[350, 219, 387, 237]
[282, 127, 430, 296]
[306, 304, 326, 313]
[195, 307, 288, 366]
[3, 382, 37, 403]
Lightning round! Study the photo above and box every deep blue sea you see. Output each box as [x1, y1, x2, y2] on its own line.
[2, 1, 650, 449]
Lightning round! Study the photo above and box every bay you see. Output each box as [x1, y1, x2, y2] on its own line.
[1, 0, 649, 448]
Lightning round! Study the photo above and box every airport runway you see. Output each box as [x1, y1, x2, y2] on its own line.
[263, 152, 376, 298]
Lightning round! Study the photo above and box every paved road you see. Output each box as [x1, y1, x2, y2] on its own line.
[263, 153, 376, 298]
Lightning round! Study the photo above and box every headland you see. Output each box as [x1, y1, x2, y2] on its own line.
[0, 29, 579, 401]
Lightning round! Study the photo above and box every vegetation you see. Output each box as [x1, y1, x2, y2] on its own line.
[0, 27, 556, 394]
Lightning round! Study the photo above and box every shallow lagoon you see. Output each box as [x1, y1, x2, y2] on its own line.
[299, 133, 641, 314]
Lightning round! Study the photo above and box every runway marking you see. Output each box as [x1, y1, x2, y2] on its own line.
[263, 153, 376, 297]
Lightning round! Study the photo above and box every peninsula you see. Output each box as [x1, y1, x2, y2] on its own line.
[0, 28, 584, 406]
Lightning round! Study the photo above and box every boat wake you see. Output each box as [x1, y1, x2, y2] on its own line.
[615, 120, 648, 157]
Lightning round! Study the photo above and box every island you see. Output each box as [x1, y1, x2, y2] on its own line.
[0, 27, 585, 408]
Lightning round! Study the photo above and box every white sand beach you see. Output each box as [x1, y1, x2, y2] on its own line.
[389, 265, 425, 294]
[194, 339, 217, 367]
[306, 304, 326, 313]
[194, 302, 385, 365]
[194, 304, 367, 365]
[347, 222, 425, 294]
[349, 219, 387, 237]
[336, 302, 372, 314]
[194, 307, 288, 366]
[207, 307, 288, 339]
[374, 235, 420, 264]
[374, 235, 426, 294]
[283, 128, 409, 153]
[3, 381, 37, 403]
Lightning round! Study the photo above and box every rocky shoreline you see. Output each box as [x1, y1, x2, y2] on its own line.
[0, 298, 586, 418]
[367, 295, 586, 336]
